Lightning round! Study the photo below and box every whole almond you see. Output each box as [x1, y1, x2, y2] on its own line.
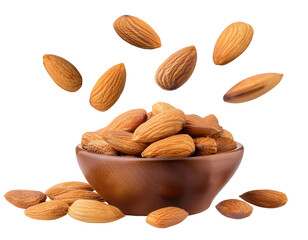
[212, 129, 234, 140]
[204, 114, 220, 126]
[4, 190, 47, 209]
[87, 140, 119, 156]
[54, 190, 103, 206]
[213, 22, 254, 65]
[113, 15, 161, 49]
[43, 54, 82, 92]
[81, 132, 103, 150]
[103, 130, 148, 156]
[90, 63, 126, 111]
[240, 190, 288, 208]
[147, 111, 153, 120]
[216, 137, 237, 153]
[183, 114, 222, 137]
[193, 137, 217, 155]
[24, 200, 69, 220]
[146, 207, 188, 228]
[152, 102, 176, 116]
[224, 73, 283, 103]
[133, 109, 186, 143]
[142, 134, 195, 158]
[96, 108, 147, 135]
[216, 199, 253, 219]
[45, 181, 93, 200]
[155, 46, 197, 90]
[68, 199, 125, 223]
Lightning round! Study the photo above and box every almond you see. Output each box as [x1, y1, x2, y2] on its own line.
[54, 190, 103, 206]
[216, 137, 237, 153]
[146, 207, 188, 228]
[147, 111, 153, 120]
[45, 181, 93, 200]
[113, 15, 161, 49]
[81, 132, 103, 150]
[103, 130, 148, 156]
[87, 140, 119, 156]
[43, 54, 82, 92]
[90, 63, 126, 111]
[68, 199, 125, 223]
[204, 114, 220, 126]
[193, 137, 217, 155]
[223, 73, 283, 103]
[96, 108, 147, 136]
[152, 102, 176, 116]
[24, 200, 69, 220]
[133, 109, 186, 143]
[4, 190, 47, 209]
[155, 46, 197, 90]
[212, 129, 234, 140]
[183, 114, 222, 137]
[213, 22, 254, 65]
[216, 199, 253, 219]
[142, 134, 195, 158]
[240, 190, 288, 208]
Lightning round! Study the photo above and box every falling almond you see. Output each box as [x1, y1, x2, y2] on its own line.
[90, 63, 126, 111]
[113, 15, 161, 49]
[224, 73, 283, 103]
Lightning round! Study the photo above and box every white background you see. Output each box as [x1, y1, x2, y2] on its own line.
[0, 0, 307, 239]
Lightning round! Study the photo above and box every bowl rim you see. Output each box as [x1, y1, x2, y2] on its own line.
[76, 142, 244, 162]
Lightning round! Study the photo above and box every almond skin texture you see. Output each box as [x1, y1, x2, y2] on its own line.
[68, 199, 125, 223]
[4, 190, 47, 209]
[224, 73, 283, 103]
[193, 137, 217, 155]
[81, 132, 103, 150]
[45, 181, 93, 200]
[87, 140, 119, 156]
[240, 190, 288, 208]
[103, 130, 148, 156]
[90, 63, 126, 111]
[183, 114, 222, 137]
[216, 199, 253, 219]
[43, 54, 82, 92]
[24, 200, 69, 220]
[213, 22, 254, 65]
[146, 207, 188, 228]
[155, 46, 197, 90]
[133, 109, 186, 143]
[113, 15, 161, 49]
[142, 134, 195, 158]
[54, 190, 103, 206]
[216, 137, 237, 153]
[152, 102, 176, 116]
[96, 108, 147, 136]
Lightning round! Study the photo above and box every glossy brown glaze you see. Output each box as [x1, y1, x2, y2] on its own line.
[76, 143, 244, 216]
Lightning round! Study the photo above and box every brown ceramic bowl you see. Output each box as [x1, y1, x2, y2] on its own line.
[76, 142, 244, 216]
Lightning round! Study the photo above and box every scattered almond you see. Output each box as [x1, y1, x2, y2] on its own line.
[193, 137, 217, 155]
[142, 134, 195, 158]
[216, 137, 237, 153]
[240, 190, 288, 208]
[54, 190, 103, 206]
[223, 73, 283, 103]
[113, 15, 161, 49]
[81, 132, 103, 150]
[68, 199, 125, 223]
[146, 207, 188, 228]
[155, 46, 197, 90]
[213, 22, 254, 65]
[103, 130, 148, 156]
[90, 63, 126, 111]
[45, 181, 93, 200]
[87, 140, 119, 156]
[4, 190, 47, 209]
[24, 200, 69, 220]
[152, 102, 176, 116]
[216, 199, 253, 219]
[43, 54, 82, 92]
[133, 109, 186, 143]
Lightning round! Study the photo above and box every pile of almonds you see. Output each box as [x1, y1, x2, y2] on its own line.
[43, 15, 283, 112]
[81, 102, 237, 158]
